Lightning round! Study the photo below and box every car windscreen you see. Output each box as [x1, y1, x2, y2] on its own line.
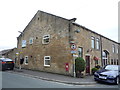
[2, 58, 13, 62]
[104, 65, 118, 71]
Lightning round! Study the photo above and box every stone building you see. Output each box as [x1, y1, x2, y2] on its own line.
[0, 48, 17, 60]
[17, 10, 119, 76]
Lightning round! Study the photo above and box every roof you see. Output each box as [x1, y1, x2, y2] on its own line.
[0, 48, 16, 55]
[17, 10, 118, 44]
[0, 49, 11, 55]
[72, 22, 118, 44]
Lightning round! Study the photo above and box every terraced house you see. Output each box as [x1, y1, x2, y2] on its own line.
[16, 10, 119, 76]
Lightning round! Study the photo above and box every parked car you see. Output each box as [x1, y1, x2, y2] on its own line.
[0, 58, 14, 71]
[94, 65, 120, 84]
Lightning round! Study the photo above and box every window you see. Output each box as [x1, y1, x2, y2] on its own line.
[111, 59, 113, 65]
[102, 50, 109, 66]
[116, 48, 118, 54]
[117, 59, 119, 65]
[22, 40, 26, 47]
[96, 38, 100, 50]
[29, 37, 33, 44]
[91, 36, 95, 49]
[114, 59, 116, 65]
[95, 60, 98, 65]
[25, 56, 28, 65]
[112, 44, 115, 53]
[42, 35, 50, 44]
[44, 56, 51, 66]
[78, 47, 83, 57]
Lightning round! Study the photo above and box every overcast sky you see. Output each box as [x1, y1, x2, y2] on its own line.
[0, 0, 119, 51]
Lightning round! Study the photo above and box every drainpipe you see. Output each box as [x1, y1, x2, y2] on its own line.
[100, 36, 103, 67]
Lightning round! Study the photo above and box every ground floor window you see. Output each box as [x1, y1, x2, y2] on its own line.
[25, 56, 28, 65]
[95, 60, 98, 65]
[102, 50, 109, 66]
[78, 47, 83, 57]
[117, 59, 119, 65]
[44, 56, 51, 66]
[111, 59, 113, 65]
[114, 59, 116, 65]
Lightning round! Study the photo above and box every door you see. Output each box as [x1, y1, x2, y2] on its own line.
[85, 56, 90, 74]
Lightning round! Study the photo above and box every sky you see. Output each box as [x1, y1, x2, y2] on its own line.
[0, 0, 119, 51]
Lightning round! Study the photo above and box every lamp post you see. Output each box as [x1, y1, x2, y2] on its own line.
[73, 54, 78, 77]
[18, 31, 23, 70]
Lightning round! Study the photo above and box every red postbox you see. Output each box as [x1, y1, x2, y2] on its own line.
[65, 63, 69, 71]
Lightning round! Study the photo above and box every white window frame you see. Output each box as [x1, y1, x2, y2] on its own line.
[116, 48, 118, 54]
[22, 40, 26, 47]
[44, 56, 51, 67]
[78, 47, 83, 57]
[24, 56, 28, 65]
[96, 38, 100, 50]
[112, 44, 115, 53]
[91, 36, 95, 49]
[29, 37, 33, 44]
[42, 35, 50, 44]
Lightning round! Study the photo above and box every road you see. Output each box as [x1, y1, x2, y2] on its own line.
[1, 71, 118, 88]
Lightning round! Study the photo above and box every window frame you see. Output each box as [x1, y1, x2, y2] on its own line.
[112, 44, 115, 53]
[116, 48, 118, 54]
[117, 59, 119, 65]
[96, 38, 100, 50]
[44, 56, 51, 67]
[24, 56, 28, 65]
[78, 47, 83, 58]
[29, 37, 34, 44]
[114, 59, 116, 65]
[22, 40, 26, 48]
[111, 59, 114, 65]
[42, 35, 50, 44]
[91, 36, 95, 49]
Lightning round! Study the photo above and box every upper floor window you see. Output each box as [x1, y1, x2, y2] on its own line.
[29, 37, 33, 44]
[116, 48, 118, 54]
[91, 36, 95, 49]
[112, 44, 115, 53]
[22, 40, 26, 47]
[96, 38, 100, 50]
[42, 35, 50, 44]
[78, 47, 83, 57]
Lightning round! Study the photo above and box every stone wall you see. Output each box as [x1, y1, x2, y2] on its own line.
[16, 10, 119, 76]
[17, 11, 73, 75]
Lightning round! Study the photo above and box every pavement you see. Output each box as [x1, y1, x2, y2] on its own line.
[8, 68, 97, 85]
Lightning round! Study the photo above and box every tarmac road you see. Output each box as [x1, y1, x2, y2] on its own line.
[1, 71, 118, 88]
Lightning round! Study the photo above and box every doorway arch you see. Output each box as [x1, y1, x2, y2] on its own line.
[102, 50, 109, 66]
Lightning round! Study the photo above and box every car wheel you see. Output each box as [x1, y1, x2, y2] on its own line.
[116, 77, 119, 85]
[2, 68, 6, 71]
[10, 68, 14, 70]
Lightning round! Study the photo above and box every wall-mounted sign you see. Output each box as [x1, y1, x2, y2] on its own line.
[16, 53, 19, 55]
[73, 54, 78, 57]
[71, 43, 76, 50]
[71, 50, 76, 54]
